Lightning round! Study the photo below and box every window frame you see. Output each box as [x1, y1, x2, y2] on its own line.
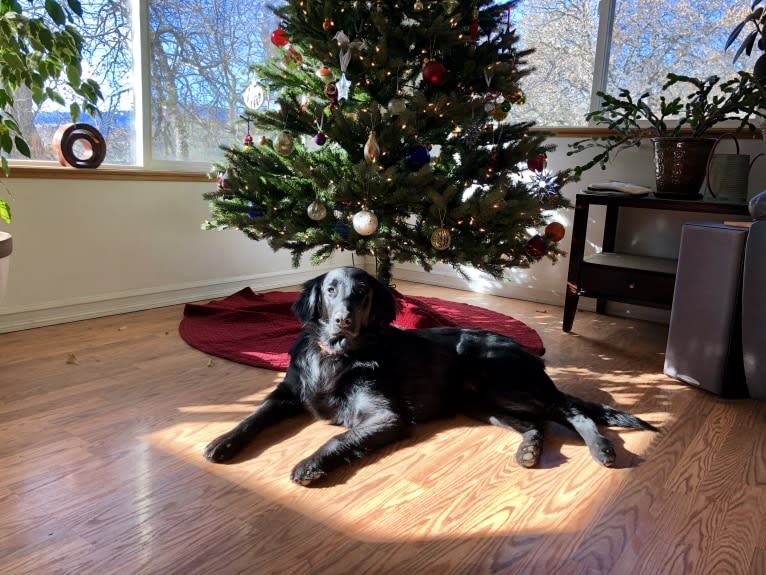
[6, 0, 755, 178]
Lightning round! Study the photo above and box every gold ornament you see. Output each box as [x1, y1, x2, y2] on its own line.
[273, 131, 295, 155]
[307, 200, 327, 221]
[387, 97, 406, 115]
[431, 227, 451, 250]
[413, 0, 424, 11]
[364, 131, 380, 164]
[492, 107, 509, 122]
[352, 210, 379, 236]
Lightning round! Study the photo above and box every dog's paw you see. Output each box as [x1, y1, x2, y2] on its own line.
[516, 441, 542, 468]
[290, 458, 327, 486]
[590, 438, 616, 467]
[203, 431, 244, 463]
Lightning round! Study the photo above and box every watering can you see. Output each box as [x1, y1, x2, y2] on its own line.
[704, 134, 763, 203]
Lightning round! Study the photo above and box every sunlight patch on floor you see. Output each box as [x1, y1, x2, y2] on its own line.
[142, 409, 658, 544]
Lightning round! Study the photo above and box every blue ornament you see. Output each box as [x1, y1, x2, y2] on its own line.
[331, 221, 350, 241]
[406, 145, 430, 170]
[247, 201, 266, 218]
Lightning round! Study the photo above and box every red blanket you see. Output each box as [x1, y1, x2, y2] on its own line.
[180, 288, 544, 370]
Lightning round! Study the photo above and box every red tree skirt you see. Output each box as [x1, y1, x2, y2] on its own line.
[179, 287, 544, 371]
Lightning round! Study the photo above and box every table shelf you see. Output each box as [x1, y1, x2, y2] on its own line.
[563, 193, 750, 332]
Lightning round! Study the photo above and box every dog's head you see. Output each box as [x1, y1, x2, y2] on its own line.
[292, 267, 397, 353]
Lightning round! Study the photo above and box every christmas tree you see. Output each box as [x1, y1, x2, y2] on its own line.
[204, 0, 572, 286]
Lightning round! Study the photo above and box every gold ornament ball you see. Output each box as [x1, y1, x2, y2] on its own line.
[273, 131, 295, 156]
[307, 200, 327, 221]
[352, 210, 379, 236]
[492, 107, 509, 122]
[431, 227, 451, 250]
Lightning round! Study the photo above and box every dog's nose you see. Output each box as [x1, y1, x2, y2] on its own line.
[334, 312, 352, 328]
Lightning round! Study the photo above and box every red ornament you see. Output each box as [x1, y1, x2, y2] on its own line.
[324, 82, 338, 100]
[525, 235, 547, 258]
[422, 61, 447, 86]
[243, 133, 253, 146]
[271, 28, 289, 47]
[544, 222, 566, 242]
[527, 153, 546, 172]
[284, 46, 302, 66]
[470, 19, 479, 43]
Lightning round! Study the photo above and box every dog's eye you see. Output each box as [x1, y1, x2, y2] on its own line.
[327, 286, 336, 295]
[353, 284, 367, 295]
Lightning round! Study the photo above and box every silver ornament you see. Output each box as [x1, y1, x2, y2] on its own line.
[352, 210, 378, 236]
[387, 97, 406, 115]
[273, 131, 295, 156]
[307, 200, 328, 221]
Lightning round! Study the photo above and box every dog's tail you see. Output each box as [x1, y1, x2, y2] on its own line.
[564, 394, 659, 432]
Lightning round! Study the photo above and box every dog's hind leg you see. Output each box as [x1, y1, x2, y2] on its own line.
[463, 402, 544, 468]
[555, 403, 616, 467]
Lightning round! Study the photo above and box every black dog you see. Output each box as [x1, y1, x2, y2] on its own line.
[204, 266, 657, 484]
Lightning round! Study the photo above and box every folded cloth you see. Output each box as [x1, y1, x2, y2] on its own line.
[587, 181, 652, 195]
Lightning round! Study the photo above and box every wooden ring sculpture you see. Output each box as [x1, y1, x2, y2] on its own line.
[52, 123, 107, 168]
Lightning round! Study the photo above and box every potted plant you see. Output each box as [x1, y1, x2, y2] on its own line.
[1, 0, 102, 223]
[726, 1, 766, 81]
[1, 0, 102, 301]
[567, 72, 766, 198]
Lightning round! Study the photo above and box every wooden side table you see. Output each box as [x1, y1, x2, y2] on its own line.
[563, 193, 750, 332]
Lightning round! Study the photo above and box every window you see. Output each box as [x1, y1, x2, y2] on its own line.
[512, 0, 750, 126]
[5, 0, 753, 167]
[8, 0, 279, 168]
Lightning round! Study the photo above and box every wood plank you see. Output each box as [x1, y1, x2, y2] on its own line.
[1, 281, 764, 574]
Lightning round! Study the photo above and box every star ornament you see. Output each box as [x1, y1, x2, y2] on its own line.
[337, 73, 352, 100]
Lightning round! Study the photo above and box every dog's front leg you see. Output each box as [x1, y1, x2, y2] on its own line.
[204, 381, 304, 463]
[290, 413, 412, 485]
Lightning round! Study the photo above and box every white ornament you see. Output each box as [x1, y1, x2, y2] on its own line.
[243, 80, 265, 110]
[352, 210, 378, 236]
[337, 73, 352, 100]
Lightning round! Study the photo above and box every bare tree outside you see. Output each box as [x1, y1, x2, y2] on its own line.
[6, 0, 753, 163]
[148, 0, 279, 162]
[511, 0, 599, 126]
[512, 0, 750, 126]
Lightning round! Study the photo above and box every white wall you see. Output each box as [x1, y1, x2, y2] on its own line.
[0, 178, 353, 332]
[395, 137, 763, 324]
[0, 135, 762, 332]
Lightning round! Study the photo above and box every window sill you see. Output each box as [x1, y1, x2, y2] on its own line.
[4, 165, 210, 182]
[535, 126, 765, 139]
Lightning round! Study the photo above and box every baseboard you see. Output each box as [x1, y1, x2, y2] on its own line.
[392, 266, 671, 325]
[0, 267, 331, 333]
[391, 267, 566, 306]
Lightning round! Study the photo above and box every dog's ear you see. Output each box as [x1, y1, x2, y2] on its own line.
[369, 275, 398, 327]
[292, 274, 325, 325]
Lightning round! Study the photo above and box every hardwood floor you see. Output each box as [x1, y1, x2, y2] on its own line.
[1, 280, 764, 574]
